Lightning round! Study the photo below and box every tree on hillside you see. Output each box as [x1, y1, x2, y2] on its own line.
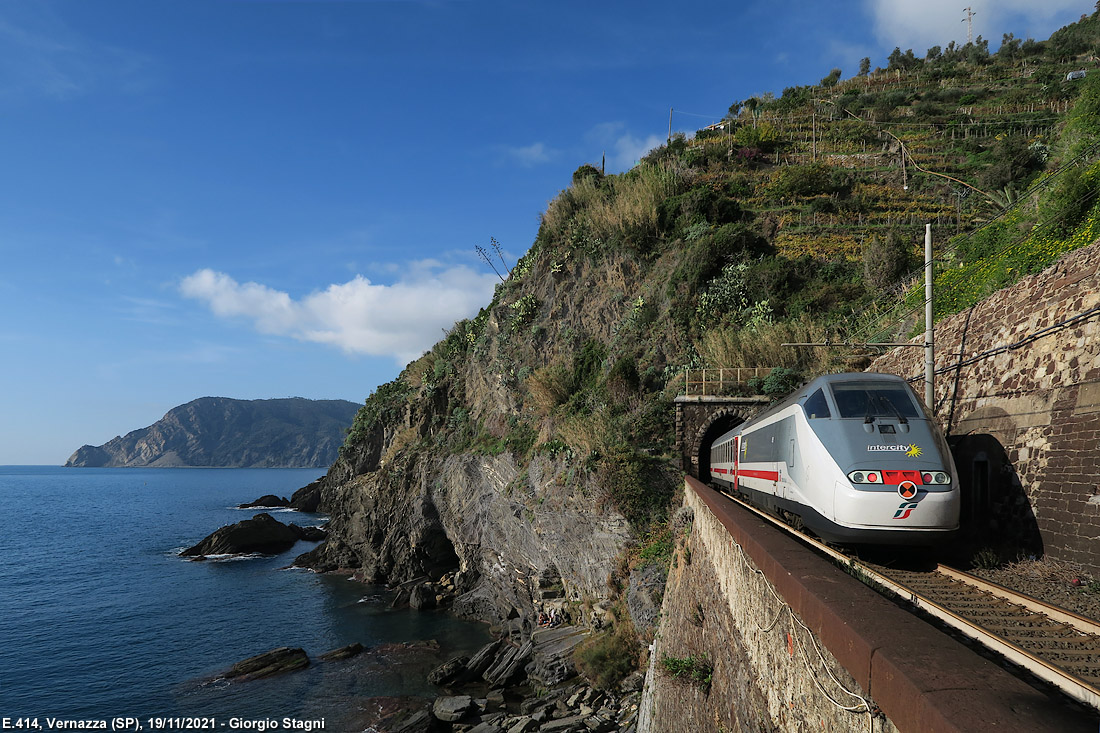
[966, 37, 991, 64]
[1000, 33, 1022, 61]
[858, 57, 870, 77]
[862, 228, 911, 289]
[572, 164, 604, 187]
[820, 68, 842, 87]
[888, 47, 919, 71]
[980, 135, 1042, 191]
[744, 97, 761, 128]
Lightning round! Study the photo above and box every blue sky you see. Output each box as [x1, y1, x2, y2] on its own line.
[0, 0, 1087, 464]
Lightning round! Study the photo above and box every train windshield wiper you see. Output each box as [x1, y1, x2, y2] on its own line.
[863, 391, 876, 424]
[874, 394, 908, 425]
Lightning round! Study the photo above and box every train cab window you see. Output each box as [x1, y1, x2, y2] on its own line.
[803, 389, 831, 419]
[831, 382, 921, 419]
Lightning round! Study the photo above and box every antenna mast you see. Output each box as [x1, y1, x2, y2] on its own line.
[962, 6, 976, 44]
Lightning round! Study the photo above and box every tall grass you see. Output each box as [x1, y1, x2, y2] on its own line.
[583, 163, 688, 242]
[540, 162, 690, 248]
[556, 407, 617, 459]
[696, 317, 848, 375]
[525, 363, 574, 416]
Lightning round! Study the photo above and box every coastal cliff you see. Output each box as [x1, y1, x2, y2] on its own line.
[295, 13, 1100, 692]
[295, 240, 675, 630]
[65, 397, 360, 468]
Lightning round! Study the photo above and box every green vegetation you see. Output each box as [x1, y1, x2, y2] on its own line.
[342, 380, 413, 453]
[635, 520, 675, 571]
[574, 627, 641, 691]
[660, 654, 714, 691]
[338, 11, 1100, 690]
[972, 547, 1002, 570]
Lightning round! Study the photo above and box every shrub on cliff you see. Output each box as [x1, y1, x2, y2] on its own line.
[597, 444, 676, 528]
[342, 380, 412, 453]
[574, 626, 639, 691]
[862, 227, 912, 288]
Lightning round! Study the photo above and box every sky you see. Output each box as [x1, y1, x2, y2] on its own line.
[0, 0, 1089, 465]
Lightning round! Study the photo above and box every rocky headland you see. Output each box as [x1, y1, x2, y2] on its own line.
[65, 397, 360, 468]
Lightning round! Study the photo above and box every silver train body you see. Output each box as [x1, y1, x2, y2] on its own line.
[709, 372, 960, 544]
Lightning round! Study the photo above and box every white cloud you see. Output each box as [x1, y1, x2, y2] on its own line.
[585, 122, 663, 172]
[0, 10, 151, 102]
[612, 132, 664, 171]
[180, 264, 498, 365]
[506, 142, 555, 167]
[865, 0, 1084, 53]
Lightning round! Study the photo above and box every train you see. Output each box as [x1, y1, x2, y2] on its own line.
[708, 372, 960, 545]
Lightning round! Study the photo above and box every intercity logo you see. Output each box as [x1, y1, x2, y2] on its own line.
[868, 444, 922, 457]
[893, 501, 920, 520]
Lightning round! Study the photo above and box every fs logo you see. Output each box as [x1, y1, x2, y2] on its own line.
[893, 502, 920, 520]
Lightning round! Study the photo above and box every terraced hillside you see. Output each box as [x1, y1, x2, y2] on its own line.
[303, 9, 1100, 688]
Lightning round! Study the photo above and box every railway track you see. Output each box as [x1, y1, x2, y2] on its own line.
[723, 491, 1100, 711]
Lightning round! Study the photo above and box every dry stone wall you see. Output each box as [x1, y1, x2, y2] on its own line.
[872, 240, 1100, 570]
[641, 488, 895, 733]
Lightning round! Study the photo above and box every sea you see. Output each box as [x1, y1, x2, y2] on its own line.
[0, 466, 491, 730]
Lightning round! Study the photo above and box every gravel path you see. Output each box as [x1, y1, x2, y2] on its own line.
[969, 558, 1100, 623]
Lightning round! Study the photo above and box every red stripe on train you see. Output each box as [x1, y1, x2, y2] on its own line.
[738, 469, 780, 481]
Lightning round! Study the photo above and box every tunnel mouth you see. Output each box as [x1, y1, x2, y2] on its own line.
[696, 413, 745, 483]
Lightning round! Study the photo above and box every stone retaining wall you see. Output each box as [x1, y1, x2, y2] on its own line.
[871, 240, 1100, 570]
[640, 477, 1095, 733]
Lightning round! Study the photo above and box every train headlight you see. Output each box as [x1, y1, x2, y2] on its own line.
[851, 472, 865, 483]
[848, 470, 883, 484]
[922, 472, 933, 484]
[934, 472, 949, 484]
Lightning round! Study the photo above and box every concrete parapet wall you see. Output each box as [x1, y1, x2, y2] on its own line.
[871, 240, 1100, 570]
[641, 477, 1095, 732]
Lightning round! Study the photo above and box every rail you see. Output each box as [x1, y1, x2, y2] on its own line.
[720, 490, 1100, 712]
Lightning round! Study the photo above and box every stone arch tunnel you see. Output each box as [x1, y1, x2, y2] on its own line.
[674, 395, 769, 480]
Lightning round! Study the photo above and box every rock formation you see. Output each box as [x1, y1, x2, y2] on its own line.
[224, 647, 309, 681]
[180, 513, 325, 557]
[238, 494, 290, 509]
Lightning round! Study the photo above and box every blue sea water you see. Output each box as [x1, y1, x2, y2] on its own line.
[0, 466, 490, 729]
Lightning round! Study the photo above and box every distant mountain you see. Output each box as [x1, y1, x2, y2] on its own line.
[65, 397, 361, 468]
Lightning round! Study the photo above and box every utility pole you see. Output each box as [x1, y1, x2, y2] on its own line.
[668, 108, 673, 144]
[962, 6, 976, 44]
[924, 223, 935, 412]
[812, 107, 817, 162]
[783, 224, 937, 412]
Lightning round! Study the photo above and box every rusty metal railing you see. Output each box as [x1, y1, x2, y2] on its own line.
[674, 367, 780, 397]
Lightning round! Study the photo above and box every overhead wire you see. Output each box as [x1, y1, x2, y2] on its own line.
[849, 140, 1100, 344]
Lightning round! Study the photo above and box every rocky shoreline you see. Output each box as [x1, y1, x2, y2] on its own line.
[187, 493, 645, 732]
[391, 674, 643, 733]
[219, 624, 643, 733]
[361, 571, 642, 732]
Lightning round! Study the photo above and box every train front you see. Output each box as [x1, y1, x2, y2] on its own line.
[809, 374, 960, 545]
